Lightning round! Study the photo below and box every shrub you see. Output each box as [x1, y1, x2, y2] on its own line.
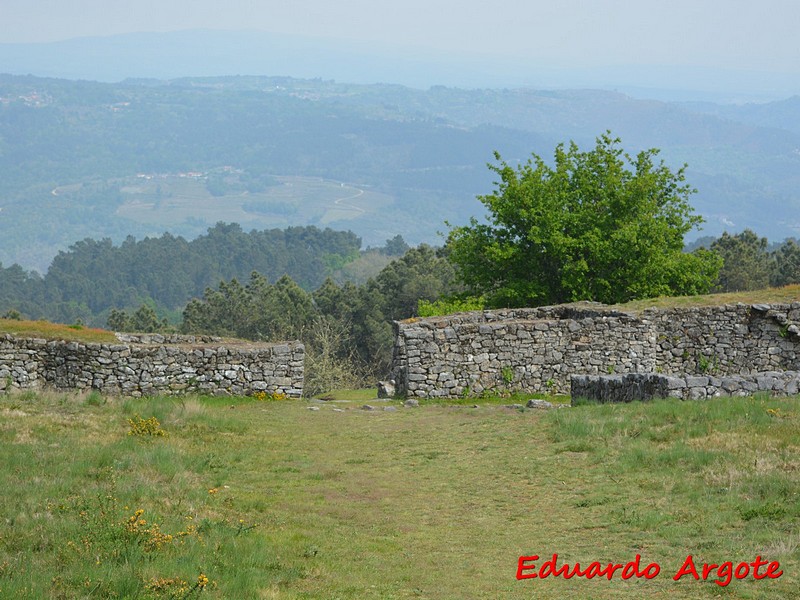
[127, 414, 168, 437]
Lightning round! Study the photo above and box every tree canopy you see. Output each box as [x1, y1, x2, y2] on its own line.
[710, 230, 772, 292]
[447, 133, 722, 307]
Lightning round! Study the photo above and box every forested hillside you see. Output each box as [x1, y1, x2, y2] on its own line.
[0, 224, 366, 323]
[0, 74, 541, 270]
[2, 74, 800, 271]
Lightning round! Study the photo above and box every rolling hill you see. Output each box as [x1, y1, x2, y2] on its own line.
[1, 73, 799, 272]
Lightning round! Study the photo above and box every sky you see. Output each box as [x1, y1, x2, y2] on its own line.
[2, 0, 800, 74]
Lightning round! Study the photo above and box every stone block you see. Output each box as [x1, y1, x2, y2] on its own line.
[688, 387, 707, 399]
[756, 376, 778, 390]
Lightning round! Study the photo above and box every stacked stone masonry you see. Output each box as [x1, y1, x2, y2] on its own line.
[390, 302, 800, 399]
[571, 372, 800, 402]
[0, 333, 304, 397]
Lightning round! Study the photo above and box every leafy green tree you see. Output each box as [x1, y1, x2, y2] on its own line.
[447, 133, 721, 307]
[181, 272, 315, 341]
[181, 278, 251, 338]
[107, 308, 132, 331]
[381, 235, 410, 257]
[31, 224, 362, 325]
[107, 303, 170, 332]
[349, 283, 395, 375]
[246, 274, 316, 341]
[373, 244, 461, 319]
[130, 304, 166, 332]
[711, 230, 773, 292]
[771, 239, 800, 287]
[0, 263, 45, 319]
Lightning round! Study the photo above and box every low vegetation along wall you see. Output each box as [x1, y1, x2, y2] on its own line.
[0, 333, 304, 397]
[390, 302, 800, 399]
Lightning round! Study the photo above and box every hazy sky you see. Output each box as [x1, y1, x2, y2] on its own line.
[2, 0, 799, 73]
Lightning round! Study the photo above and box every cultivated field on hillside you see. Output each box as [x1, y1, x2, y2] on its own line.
[0, 391, 797, 599]
[113, 174, 393, 231]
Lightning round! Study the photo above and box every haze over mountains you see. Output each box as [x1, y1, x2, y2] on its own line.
[1, 30, 799, 273]
[2, 29, 799, 102]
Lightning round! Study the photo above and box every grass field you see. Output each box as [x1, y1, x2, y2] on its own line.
[114, 175, 393, 232]
[0, 390, 797, 599]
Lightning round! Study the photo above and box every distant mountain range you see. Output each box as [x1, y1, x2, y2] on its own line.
[0, 68, 799, 272]
[1, 29, 799, 102]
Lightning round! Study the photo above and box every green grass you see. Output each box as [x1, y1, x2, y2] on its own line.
[407, 285, 800, 319]
[0, 318, 117, 343]
[613, 284, 800, 312]
[0, 391, 797, 599]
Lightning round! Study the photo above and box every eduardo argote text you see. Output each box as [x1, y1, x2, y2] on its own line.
[517, 553, 783, 587]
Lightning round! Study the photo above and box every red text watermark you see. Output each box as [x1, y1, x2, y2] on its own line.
[517, 554, 783, 587]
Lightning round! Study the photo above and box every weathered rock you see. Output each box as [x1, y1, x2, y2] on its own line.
[377, 380, 396, 398]
[526, 399, 554, 409]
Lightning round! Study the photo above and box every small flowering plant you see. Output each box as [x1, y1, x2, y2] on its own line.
[145, 571, 213, 598]
[252, 391, 289, 402]
[127, 414, 168, 437]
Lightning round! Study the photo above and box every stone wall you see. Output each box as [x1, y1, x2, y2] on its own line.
[571, 371, 800, 403]
[390, 302, 800, 398]
[0, 334, 304, 397]
[650, 303, 800, 374]
[391, 304, 657, 398]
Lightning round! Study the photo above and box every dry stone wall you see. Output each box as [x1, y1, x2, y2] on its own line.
[571, 371, 800, 402]
[391, 304, 657, 398]
[0, 334, 304, 397]
[390, 302, 800, 399]
[650, 303, 800, 374]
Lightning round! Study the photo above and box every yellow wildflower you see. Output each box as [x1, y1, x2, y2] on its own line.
[197, 573, 209, 589]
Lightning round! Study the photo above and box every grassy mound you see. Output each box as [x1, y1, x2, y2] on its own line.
[0, 391, 796, 598]
[0, 318, 117, 343]
[614, 284, 800, 312]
